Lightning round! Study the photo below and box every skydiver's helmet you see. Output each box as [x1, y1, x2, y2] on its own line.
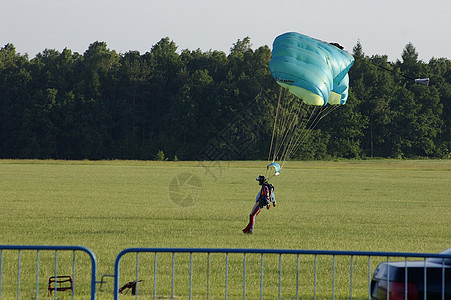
[256, 175, 267, 185]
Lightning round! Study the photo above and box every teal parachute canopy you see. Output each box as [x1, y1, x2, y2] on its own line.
[270, 32, 354, 106]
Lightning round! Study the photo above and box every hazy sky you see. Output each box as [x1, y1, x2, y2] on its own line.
[1, 0, 449, 62]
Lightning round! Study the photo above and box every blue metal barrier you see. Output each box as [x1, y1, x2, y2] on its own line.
[0, 245, 97, 299]
[113, 248, 450, 300]
[1, 246, 448, 299]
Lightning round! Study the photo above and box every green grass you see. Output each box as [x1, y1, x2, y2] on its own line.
[0, 159, 450, 299]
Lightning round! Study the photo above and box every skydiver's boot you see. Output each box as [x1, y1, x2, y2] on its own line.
[242, 223, 252, 233]
[242, 215, 254, 234]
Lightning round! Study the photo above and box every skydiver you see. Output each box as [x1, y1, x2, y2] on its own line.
[242, 175, 276, 234]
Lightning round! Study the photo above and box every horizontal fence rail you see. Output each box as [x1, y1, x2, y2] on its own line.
[113, 248, 450, 300]
[0, 245, 97, 300]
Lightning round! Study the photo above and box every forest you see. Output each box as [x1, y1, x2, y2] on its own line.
[0, 37, 449, 160]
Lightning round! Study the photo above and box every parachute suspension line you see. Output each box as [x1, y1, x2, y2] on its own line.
[287, 107, 323, 163]
[280, 105, 319, 170]
[272, 89, 292, 162]
[309, 105, 327, 130]
[286, 105, 341, 164]
[284, 104, 332, 167]
[268, 91, 343, 172]
[272, 91, 305, 166]
[316, 105, 340, 124]
[268, 86, 283, 163]
[270, 88, 295, 163]
[273, 88, 297, 163]
[278, 104, 308, 167]
[273, 93, 303, 163]
[270, 94, 283, 163]
[290, 106, 325, 163]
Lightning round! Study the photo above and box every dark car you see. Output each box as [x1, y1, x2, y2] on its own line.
[370, 248, 451, 300]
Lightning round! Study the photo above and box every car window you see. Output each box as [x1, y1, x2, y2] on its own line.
[426, 248, 451, 265]
[426, 257, 451, 265]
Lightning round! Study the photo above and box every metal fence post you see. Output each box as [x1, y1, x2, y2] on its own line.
[153, 253, 157, 300]
[386, 257, 390, 300]
[17, 250, 21, 300]
[72, 250, 76, 300]
[350, 255, 354, 300]
[135, 252, 139, 300]
[207, 252, 210, 300]
[35, 250, 40, 300]
[260, 253, 264, 300]
[278, 254, 282, 300]
[225, 252, 229, 300]
[243, 253, 246, 300]
[171, 252, 175, 299]
[296, 254, 299, 300]
[368, 256, 371, 300]
[314, 254, 317, 300]
[423, 257, 427, 300]
[0, 250, 3, 297]
[404, 257, 408, 300]
[332, 254, 336, 300]
[189, 252, 193, 300]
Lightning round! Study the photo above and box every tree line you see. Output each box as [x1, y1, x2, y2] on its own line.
[0, 37, 449, 160]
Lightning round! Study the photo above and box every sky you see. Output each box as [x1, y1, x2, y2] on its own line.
[1, 0, 450, 62]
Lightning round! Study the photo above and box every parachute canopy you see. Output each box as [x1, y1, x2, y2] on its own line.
[270, 32, 355, 106]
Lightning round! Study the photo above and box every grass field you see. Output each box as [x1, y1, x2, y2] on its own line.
[0, 159, 450, 299]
